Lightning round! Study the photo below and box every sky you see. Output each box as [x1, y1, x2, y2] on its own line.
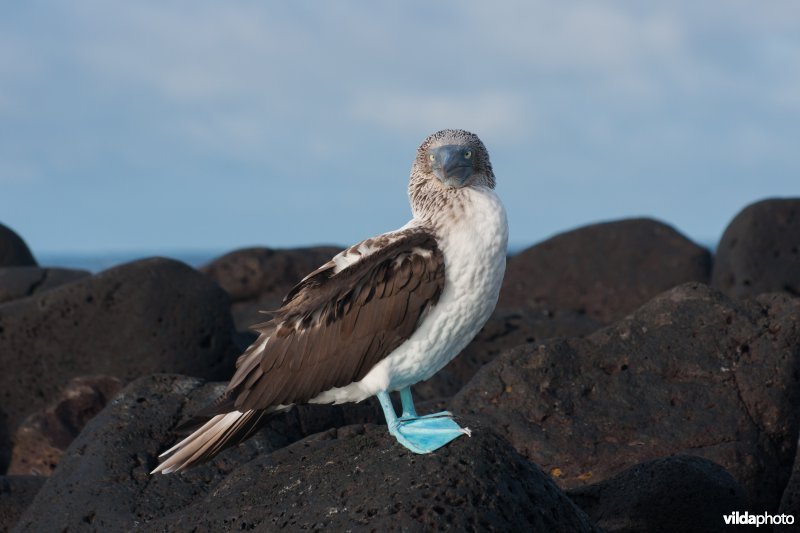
[1, 1, 799, 258]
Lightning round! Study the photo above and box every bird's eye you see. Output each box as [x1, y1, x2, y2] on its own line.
[429, 154, 436, 161]
[464, 150, 472, 159]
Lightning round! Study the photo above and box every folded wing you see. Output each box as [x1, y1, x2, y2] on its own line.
[231, 227, 446, 410]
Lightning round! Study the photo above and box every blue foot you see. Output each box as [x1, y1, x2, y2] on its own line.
[378, 389, 471, 454]
[392, 412, 471, 454]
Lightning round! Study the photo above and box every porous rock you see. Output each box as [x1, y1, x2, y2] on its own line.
[568, 455, 751, 533]
[712, 198, 800, 299]
[499, 218, 711, 323]
[139, 421, 599, 532]
[454, 282, 800, 512]
[0, 266, 90, 305]
[0, 476, 45, 532]
[13, 374, 383, 532]
[0, 223, 36, 267]
[13, 374, 272, 532]
[8, 375, 123, 476]
[0, 257, 239, 470]
[200, 246, 341, 330]
[15, 375, 599, 532]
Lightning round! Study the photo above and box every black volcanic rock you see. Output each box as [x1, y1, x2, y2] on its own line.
[15, 374, 598, 532]
[0, 223, 36, 267]
[201, 246, 342, 330]
[712, 198, 800, 298]
[499, 218, 711, 323]
[0, 266, 89, 304]
[8, 375, 123, 476]
[0, 258, 239, 470]
[568, 455, 751, 533]
[454, 283, 800, 512]
[0, 476, 44, 532]
[13, 374, 278, 532]
[141, 424, 599, 532]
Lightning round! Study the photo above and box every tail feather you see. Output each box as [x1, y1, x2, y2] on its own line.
[151, 405, 289, 474]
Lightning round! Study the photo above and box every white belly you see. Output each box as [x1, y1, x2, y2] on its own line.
[311, 186, 508, 404]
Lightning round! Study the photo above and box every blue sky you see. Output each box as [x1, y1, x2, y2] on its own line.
[1, 2, 799, 256]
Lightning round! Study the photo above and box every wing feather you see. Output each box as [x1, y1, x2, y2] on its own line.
[228, 227, 445, 411]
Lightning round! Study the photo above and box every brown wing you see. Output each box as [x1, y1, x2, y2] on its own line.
[227, 227, 445, 411]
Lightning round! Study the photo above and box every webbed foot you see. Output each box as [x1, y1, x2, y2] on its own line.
[378, 389, 471, 454]
[390, 412, 471, 454]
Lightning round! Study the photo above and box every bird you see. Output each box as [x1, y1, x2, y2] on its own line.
[151, 129, 508, 474]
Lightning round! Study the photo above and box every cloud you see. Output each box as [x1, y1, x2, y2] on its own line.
[349, 90, 533, 143]
[1, 1, 799, 252]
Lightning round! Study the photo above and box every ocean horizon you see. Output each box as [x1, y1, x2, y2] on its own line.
[35, 239, 716, 274]
[35, 243, 535, 273]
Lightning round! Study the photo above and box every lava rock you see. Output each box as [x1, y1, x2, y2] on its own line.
[13, 374, 276, 532]
[0, 223, 36, 267]
[0, 257, 239, 470]
[201, 246, 342, 330]
[415, 307, 601, 401]
[712, 198, 800, 299]
[499, 218, 711, 323]
[139, 422, 599, 532]
[0, 266, 90, 305]
[567, 455, 751, 532]
[0, 476, 45, 532]
[15, 375, 597, 532]
[454, 283, 800, 512]
[8, 375, 123, 476]
[12, 374, 382, 532]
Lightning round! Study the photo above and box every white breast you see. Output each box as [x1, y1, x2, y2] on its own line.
[310, 186, 508, 404]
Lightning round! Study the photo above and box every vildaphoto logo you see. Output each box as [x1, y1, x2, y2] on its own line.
[723, 511, 795, 527]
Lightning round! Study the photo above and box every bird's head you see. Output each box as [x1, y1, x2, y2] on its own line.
[413, 129, 495, 190]
[409, 129, 496, 219]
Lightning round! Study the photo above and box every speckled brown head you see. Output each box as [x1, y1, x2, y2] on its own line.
[409, 129, 495, 219]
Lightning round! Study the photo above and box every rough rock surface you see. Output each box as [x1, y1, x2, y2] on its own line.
[8, 376, 123, 476]
[13, 375, 275, 532]
[0, 258, 239, 471]
[141, 424, 599, 532]
[0, 476, 44, 532]
[0, 266, 90, 305]
[15, 374, 598, 532]
[6, 207, 799, 529]
[200, 246, 342, 330]
[567, 455, 751, 533]
[712, 198, 800, 299]
[499, 218, 712, 323]
[454, 283, 800, 512]
[415, 307, 600, 401]
[0, 224, 36, 268]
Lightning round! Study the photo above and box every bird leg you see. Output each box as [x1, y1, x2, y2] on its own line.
[399, 387, 417, 418]
[377, 388, 471, 454]
[398, 387, 453, 420]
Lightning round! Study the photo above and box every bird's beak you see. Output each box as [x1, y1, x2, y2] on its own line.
[430, 145, 474, 188]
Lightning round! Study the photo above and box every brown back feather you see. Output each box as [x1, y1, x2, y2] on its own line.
[229, 228, 445, 411]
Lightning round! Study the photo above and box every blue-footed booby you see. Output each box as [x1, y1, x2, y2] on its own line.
[152, 129, 508, 473]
